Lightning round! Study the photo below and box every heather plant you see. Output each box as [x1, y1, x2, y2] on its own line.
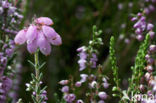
[14, 17, 62, 102]
[1, 0, 156, 103]
[110, 34, 150, 103]
[58, 26, 110, 103]
[0, 0, 23, 102]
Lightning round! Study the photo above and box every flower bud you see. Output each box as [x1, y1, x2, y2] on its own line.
[59, 80, 69, 85]
[25, 83, 30, 87]
[147, 58, 154, 64]
[149, 31, 155, 39]
[137, 13, 142, 17]
[135, 28, 142, 34]
[98, 92, 107, 100]
[90, 81, 97, 88]
[145, 54, 150, 60]
[136, 35, 144, 41]
[75, 81, 82, 87]
[112, 86, 118, 91]
[102, 83, 109, 89]
[153, 85, 156, 92]
[145, 72, 151, 81]
[147, 23, 154, 31]
[146, 65, 153, 72]
[149, 45, 156, 52]
[131, 17, 137, 21]
[139, 84, 144, 92]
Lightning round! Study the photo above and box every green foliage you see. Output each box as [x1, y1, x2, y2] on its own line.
[128, 34, 150, 94]
[16, 99, 23, 103]
[54, 93, 66, 103]
[86, 25, 103, 54]
[17, 0, 156, 102]
[26, 51, 47, 103]
[110, 34, 150, 102]
[109, 36, 120, 87]
[109, 36, 122, 98]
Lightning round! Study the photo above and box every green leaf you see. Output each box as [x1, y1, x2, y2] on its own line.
[28, 60, 35, 67]
[38, 97, 44, 103]
[40, 86, 47, 94]
[38, 62, 46, 70]
[121, 91, 130, 101]
[31, 95, 37, 103]
[31, 73, 38, 82]
[109, 36, 120, 87]
[39, 73, 43, 81]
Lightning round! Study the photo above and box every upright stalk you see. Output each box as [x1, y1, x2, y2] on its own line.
[34, 50, 40, 102]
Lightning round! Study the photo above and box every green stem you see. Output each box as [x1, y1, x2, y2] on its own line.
[35, 51, 40, 102]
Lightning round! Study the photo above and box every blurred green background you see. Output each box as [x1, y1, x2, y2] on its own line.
[17, 0, 156, 102]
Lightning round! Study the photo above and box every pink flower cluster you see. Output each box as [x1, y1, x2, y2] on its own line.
[14, 17, 62, 55]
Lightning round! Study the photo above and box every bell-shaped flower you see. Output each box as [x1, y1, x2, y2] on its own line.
[14, 17, 62, 55]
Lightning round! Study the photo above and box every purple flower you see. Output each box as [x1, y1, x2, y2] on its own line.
[98, 92, 107, 100]
[148, 5, 155, 11]
[2, 77, 12, 91]
[133, 21, 141, 28]
[145, 72, 151, 81]
[89, 81, 97, 88]
[5, 48, 13, 57]
[14, 17, 62, 55]
[149, 45, 156, 52]
[64, 93, 76, 103]
[1, 57, 7, 66]
[146, 65, 153, 72]
[78, 59, 87, 71]
[149, 31, 155, 39]
[80, 74, 88, 83]
[131, 17, 137, 21]
[131, 13, 155, 41]
[90, 53, 98, 68]
[137, 13, 142, 17]
[139, 84, 145, 92]
[79, 52, 87, 59]
[61, 86, 69, 93]
[0, 76, 13, 102]
[59, 80, 69, 85]
[118, 3, 123, 10]
[8, 6, 16, 15]
[75, 81, 82, 87]
[145, 54, 150, 60]
[14, 29, 27, 45]
[144, 8, 150, 14]
[135, 28, 142, 34]
[147, 23, 154, 31]
[140, 16, 146, 21]
[77, 46, 88, 71]
[77, 46, 86, 52]
[102, 82, 109, 89]
[136, 35, 144, 41]
[26, 25, 38, 44]
[41, 90, 48, 101]
[35, 17, 53, 26]
[147, 58, 154, 64]
[152, 0, 156, 2]
[2, 1, 10, 8]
